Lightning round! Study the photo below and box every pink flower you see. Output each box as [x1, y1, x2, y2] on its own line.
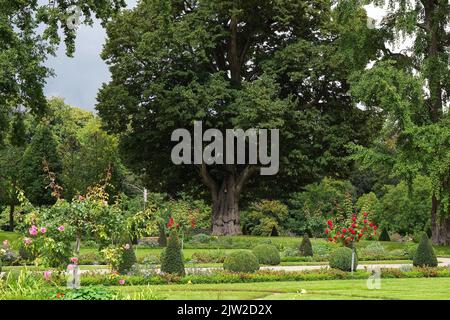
[67, 264, 75, 270]
[118, 279, 126, 285]
[44, 270, 52, 281]
[70, 257, 78, 264]
[57, 225, 65, 232]
[29, 225, 38, 236]
[78, 195, 85, 201]
[23, 238, 32, 246]
[40, 227, 47, 234]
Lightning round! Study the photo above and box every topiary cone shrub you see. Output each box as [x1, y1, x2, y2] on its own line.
[329, 247, 358, 272]
[118, 243, 137, 275]
[223, 250, 260, 273]
[413, 233, 438, 267]
[252, 244, 281, 265]
[161, 232, 185, 276]
[379, 229, 391, 241]
[299, 234, 313, 257]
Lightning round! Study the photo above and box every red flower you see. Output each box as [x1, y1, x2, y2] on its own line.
[358, 233, 363, 238]
[340, 234, 345, 239]
[369, 222, 374, 227]
[328, 237, 333, 242]
[327, 220, 333, 228]
[373, 226, 378, 231]
[191, 219, 196, 229]
[342, 228, 347, 234]
[363, 212, 368, 217]
[325, 228, 330, 234]
[351, 223, 356, 228]
[167, 217, 174, 228]
[364, 219, 368, 224]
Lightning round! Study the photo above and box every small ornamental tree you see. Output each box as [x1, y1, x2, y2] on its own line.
[325, 211, 379, 247]
[299, 234, 313, 257]
[160, 231, 185, 276]
[413, 233, 438, 267]
[117, 243, 137, 275]
[325, 211, 379, 272]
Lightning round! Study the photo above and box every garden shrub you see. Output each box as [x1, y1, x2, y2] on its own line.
[79, 252, 104, 265]
[413, 233, 438, 267]
[191, 233, 212, 244]
[160, 233, 185, 276]
[252, 244, 281, 265]
[360, 242, 385, 260]
[141, 254, 160, 265]
[379, 228, 391, 241]
[329, 247, 358, 272]
[223, 250, 260, 273]
[118, 244, 137, 275]
[62, 286, 115, 300]
[241, 200, 288, 236]
[299, 235, 313, 257]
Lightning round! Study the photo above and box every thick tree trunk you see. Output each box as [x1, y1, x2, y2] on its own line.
[200, 164, 257, 236]
[211, 175, 242, 236]
[431, 194, 450, 245]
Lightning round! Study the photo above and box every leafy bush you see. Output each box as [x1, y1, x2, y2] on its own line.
[413, 233, 438, 267]
[252, 244, 281, 265]
[158, 227, 167, 247]
[299, 235, 313, 257]
[287, 178, 356, 236]
[329, 247, 358, 272]
[223, 251, 260, 273]
[191, 233, 212, 244]
[62, 286, 115, 300]
[141, 254, 160, 265]
[118, 244, 137, 275]
[160, 233, 185, 276]
[241, 200, 288, 236]
[379, 176, 432, 235]
[191, 250, 226, 264]
[79, 252, 105, 265]
[360, 242, 385, 260]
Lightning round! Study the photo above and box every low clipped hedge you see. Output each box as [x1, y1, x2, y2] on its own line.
[252, 244, 281, 265]
[223, 250, 260, 273]
[69, 267, 450, 286]
[329, 247, 358, 272]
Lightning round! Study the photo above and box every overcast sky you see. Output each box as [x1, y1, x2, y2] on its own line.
[43, 2, 387, 113]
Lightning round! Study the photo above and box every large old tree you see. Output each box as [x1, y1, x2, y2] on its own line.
[349, 0, 450, 244]
[97, 0, 378, 235]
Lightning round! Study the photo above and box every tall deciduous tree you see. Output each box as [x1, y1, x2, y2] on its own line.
[97, 0, 377, 235]
[0, 0, 126, 140]
[348, 0, 450, 244]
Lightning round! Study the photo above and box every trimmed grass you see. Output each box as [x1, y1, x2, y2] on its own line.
[114, 277, 450, 300]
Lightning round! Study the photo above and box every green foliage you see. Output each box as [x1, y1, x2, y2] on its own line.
[158, 227, 167, 247]
[287, 178, 357, 236]
[160, 233, 185, 276]
[62, 286, 115, 301]
[252, 244, 281, 266]
[19, 125, 62, 206]
[413, 234, 438, 268]
[117, 244, 137, 275]
[299, 235, 314, 257]
[356, 192, 382, 220]
[223, 251, 260, 273]
[379, 176, 432, 235]
[329, 247, 358, 272]
[241, 200, 288, 236]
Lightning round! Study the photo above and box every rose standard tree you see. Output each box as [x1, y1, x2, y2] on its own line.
[325, 211, 379, 271]
[97, 0, 378, 235]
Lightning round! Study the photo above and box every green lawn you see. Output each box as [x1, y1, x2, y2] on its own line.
[115, 277, 450, 300]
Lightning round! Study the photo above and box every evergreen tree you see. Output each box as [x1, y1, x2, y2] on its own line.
[299, 234, 314, 257]
[19, 125, 62, 205]
[160, 232, 185, 276]
[413, 233, 438, 267]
